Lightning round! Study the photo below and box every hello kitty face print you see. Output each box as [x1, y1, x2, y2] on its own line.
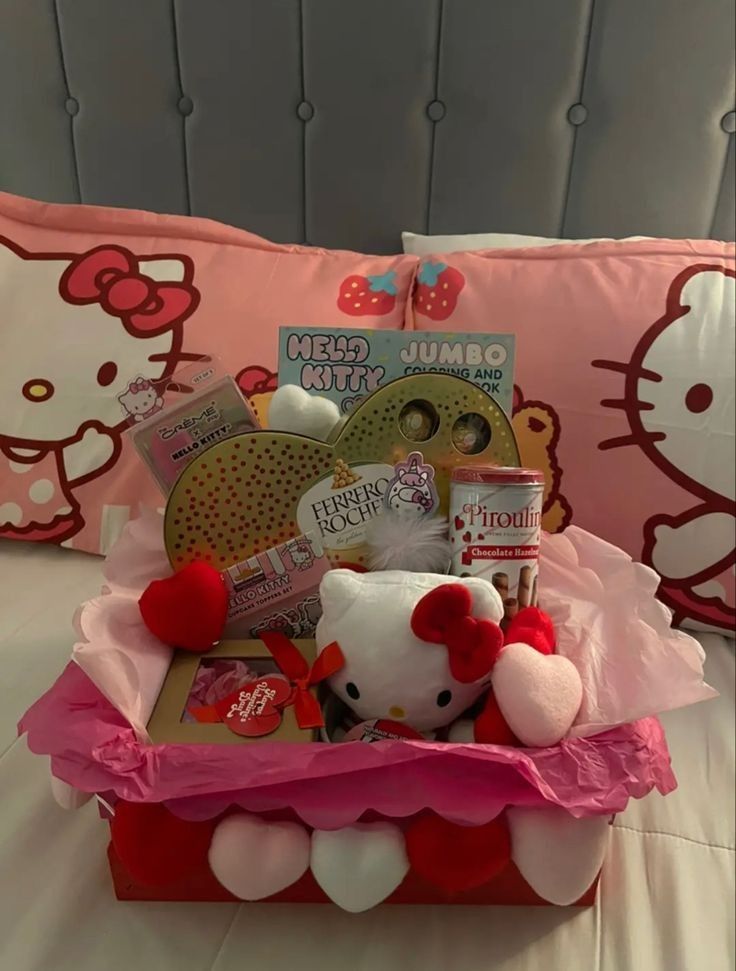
[0, 237, 199, 542]
[384, 451, 438, 516]
[118, 377, 165, 422]
[595, 265, 736, 627]
[284, 538, 315, 571]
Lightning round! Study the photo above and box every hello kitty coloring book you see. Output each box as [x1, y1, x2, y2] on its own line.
[278, 327, 516, 415]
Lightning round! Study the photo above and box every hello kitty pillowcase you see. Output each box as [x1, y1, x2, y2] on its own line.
[408, 241, 735, 635]
[0, 191, 417, 556]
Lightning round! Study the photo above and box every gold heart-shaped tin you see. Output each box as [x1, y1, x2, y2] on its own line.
[165, 373, 520, 570]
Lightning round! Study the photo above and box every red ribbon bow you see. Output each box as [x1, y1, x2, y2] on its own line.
[410, 584, 504, 683]
[59, 244, 198, 336]
[259, 631, 345, 729]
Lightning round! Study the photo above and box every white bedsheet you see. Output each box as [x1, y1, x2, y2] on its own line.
[0, 540, 733, 971]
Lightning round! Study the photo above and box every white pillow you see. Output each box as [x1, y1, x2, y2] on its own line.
[402, 231, 647, 255]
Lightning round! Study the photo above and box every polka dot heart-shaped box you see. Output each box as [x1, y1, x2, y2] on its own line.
[164, 374, 520, 571]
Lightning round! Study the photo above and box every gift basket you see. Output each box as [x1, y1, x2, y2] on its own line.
[19, 347, 715, 912]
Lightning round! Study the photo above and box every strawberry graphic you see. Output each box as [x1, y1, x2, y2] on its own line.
[415, 261, 465, 321]
[235, 365, 277, 397]
[338, 270, 397, 316]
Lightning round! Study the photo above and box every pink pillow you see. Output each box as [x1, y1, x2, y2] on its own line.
[410, 242, 736, 634]
[0, 192, 417, 555]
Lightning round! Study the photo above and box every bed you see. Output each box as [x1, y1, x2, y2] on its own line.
[1, 2, 734, 969]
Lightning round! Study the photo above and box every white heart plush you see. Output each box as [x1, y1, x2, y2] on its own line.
[508, 806, 611, 905]
[492, 642, 583, 747]
[446, 719, 475, 743]
[268, 384, 341, 441]
[208, 813, 310, 900]
[311, 823, 409, 912]
[50, 776, 93, 810]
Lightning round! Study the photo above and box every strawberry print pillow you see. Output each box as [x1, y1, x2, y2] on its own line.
[414, 261, 466, 322]
[337, 271, 399, 316]
[0, 191, 417, 556]
[410, 243, 736, 635]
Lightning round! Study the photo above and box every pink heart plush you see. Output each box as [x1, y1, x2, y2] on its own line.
[508, 806, 610, 905]
[492, 642, 583, 747]
[208, 814, 310, 900]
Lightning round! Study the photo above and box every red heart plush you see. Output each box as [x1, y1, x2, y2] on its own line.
[214, 677, 293, 737]
[474, 692, 519, 746]
[405, 814, 511, 894]
[139, 561, 228, 652]
[505, 607, 556, 655]
[111, 801, 216, 886]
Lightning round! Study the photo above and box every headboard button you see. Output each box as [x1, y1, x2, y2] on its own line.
[297, 101, 314, 121]
[65, 97, 79, 117]
[178, 96, 194, 117]
[427, 100, 446, 121]
[567, 103, 588, 126]
[722, 111, 735, 134]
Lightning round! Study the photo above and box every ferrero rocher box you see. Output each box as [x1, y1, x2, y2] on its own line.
[164, 373, 520, 572]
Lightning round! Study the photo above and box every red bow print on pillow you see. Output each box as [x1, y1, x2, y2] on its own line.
[411, 584, 504, 683]
[59, 244, 199, 336]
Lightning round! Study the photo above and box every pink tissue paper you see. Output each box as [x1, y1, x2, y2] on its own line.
[18, 510, 715, 827]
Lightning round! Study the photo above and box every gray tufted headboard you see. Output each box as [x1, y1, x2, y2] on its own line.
[1, 0, 734, 253]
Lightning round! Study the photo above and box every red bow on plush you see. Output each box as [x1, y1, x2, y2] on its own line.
[59, 245, 198, 336]
[259, 631, 344, 729]
[411, 584, 504, 683]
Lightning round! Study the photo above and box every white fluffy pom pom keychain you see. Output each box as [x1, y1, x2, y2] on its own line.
[366, 510, 451, 574]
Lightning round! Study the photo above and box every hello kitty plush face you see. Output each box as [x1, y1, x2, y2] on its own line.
[316, 570, 504, 732]
[286, 540, 314, 570]
[0, 238, 195, 444]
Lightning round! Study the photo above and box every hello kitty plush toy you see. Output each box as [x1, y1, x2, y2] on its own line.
[316, 570, 505, 733]
[316, 570, 583, 743]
